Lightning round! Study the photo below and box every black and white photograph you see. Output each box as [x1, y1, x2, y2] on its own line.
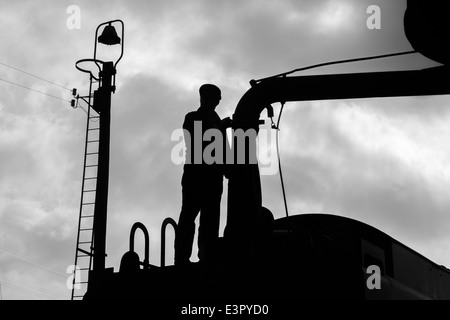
[0, 0, 449, 309]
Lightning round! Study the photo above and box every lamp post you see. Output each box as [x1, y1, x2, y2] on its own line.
[90, 20, 124, 272]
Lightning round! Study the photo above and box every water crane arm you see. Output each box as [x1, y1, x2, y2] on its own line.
[233, 67, 450, 122]
[226, 66, 450, 250]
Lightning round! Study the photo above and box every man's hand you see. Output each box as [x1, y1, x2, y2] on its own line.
[221, 117, 233, 129]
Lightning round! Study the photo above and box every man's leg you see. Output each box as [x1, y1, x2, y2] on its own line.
[198, 181, 223, 262]
[175, 179, 201, 265]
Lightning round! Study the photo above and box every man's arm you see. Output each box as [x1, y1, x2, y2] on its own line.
[220, 117, 232, 130]
[183, 112, 196, 133]
[182, 112, 197, 165]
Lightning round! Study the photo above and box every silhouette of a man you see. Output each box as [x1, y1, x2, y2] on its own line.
[175, 84, 231, 266]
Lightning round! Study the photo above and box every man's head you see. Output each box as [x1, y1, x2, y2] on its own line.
[199, 84, 221, 111]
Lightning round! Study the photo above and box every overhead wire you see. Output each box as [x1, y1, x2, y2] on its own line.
[0, 77, 72, 103]
[0, 61, 80, 112]
[0, 246, 67, 279]
[0, 240, 69, 274]
[0, 254, 66, 280]
[0, 61, 72, 91]
[0, 273, 63, 300]
[0, 243, 68, 299]
[0, 60, 97, 116]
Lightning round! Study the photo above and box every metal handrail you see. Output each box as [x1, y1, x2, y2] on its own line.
[130, 222, 150, 269]
[160, 218, 177, 267]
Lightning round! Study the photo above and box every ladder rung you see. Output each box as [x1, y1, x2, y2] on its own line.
[86, 152, 98, 156]
[78, 241, 92, 245]
[78, 268, 91, 271]
[76, 250, 108, 258]
[77, 248, 93, 256]
[87, 139, 100, 143]
[77, 251, 107, 258]
[83, 189, 96, 193]
[88, 128, 100, 131]
[74, 281, 89, 285]
[82, 202, 95, 205]
[80, 228, 93, 231]
[84, 177, 97, 181]
[85, 164, 98, 168]
[80, 216, 94, 219]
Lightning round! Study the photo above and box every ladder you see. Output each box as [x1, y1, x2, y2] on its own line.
[71, 80, 100, 300]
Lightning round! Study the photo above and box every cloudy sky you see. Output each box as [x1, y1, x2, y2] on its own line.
[0, 0, 449, 300]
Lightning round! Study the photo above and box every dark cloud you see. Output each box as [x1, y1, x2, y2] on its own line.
[263, 99, 450, 264]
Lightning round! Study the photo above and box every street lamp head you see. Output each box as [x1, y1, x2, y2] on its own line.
[98, 23, 121, 46]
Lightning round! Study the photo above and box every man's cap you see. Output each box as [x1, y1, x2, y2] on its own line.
[199, 84, 221, 99]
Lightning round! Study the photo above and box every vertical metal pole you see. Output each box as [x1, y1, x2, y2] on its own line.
[92, 61, 115, 271]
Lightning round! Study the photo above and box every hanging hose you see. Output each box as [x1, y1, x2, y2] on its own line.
[275, 101, 289, 218]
